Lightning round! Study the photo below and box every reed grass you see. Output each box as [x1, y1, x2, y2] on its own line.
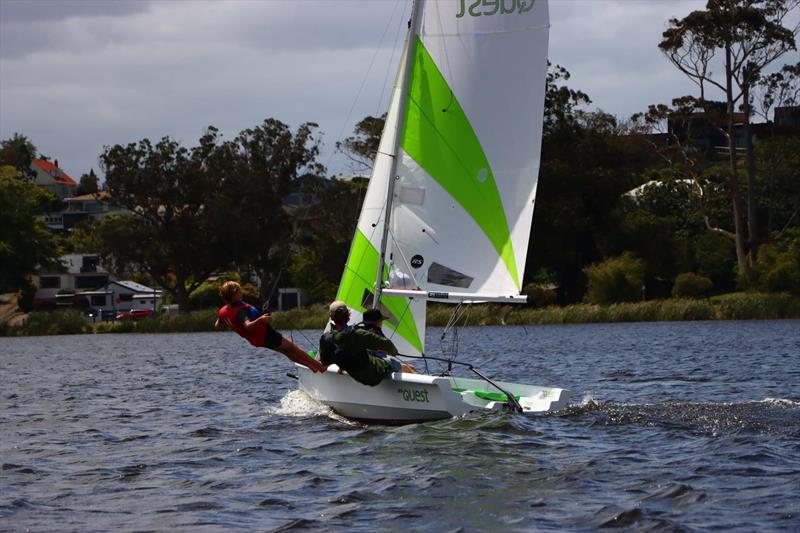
[9, 309, 92, 336]
[2, 293, 798, 337]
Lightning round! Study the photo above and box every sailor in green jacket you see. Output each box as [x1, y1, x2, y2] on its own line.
[320, 308, 416, 386]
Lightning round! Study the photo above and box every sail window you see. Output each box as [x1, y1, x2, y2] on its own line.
[398, 186, 425, 206]
[427, 262, 473, 288]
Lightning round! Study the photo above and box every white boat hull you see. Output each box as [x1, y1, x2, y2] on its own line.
[297, 364, 570, 424]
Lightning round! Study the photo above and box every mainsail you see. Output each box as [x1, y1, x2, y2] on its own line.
[335, 0, 550, 357]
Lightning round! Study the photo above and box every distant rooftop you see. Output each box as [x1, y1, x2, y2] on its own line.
[32, 159, 77, 186]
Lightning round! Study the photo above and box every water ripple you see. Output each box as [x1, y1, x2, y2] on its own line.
[1, 322, 799, 531]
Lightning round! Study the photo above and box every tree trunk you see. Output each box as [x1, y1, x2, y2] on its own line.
[743, 84, 759, 260]
[725, 43, 749, 279]
[174, 273, 191, 312]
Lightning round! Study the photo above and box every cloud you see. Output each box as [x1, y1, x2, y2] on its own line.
[1, 0, 794, 182]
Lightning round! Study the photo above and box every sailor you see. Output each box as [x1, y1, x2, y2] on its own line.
[318, 307, 416, 386]
[215, 281, 326, 373]
[328, 300, 351, 332]
[356, 308, 387, 337]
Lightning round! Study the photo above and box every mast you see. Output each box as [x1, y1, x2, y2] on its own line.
[372, 0, 423, 309]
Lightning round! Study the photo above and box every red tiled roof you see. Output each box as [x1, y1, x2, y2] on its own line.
[32, 159, 77, 186]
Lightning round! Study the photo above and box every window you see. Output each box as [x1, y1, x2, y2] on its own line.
[90, 295, 106, 306]
[427, 262, 473, 289]
[75, 275, 108, 289]
[39, 276, 61, 289]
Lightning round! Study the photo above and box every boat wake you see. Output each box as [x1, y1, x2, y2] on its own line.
[267, 390, 355, 425]
[562, 397, 800, 438]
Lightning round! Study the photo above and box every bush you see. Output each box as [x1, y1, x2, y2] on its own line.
[750, 231, 800, 295]
[18, 309, 91, 336]
[522, 283, 557, 308]
[16, 277, 37, 312]
[672, 272, 713, 299]
[189, 278, 260, 309]
[584, 252, 645, 305]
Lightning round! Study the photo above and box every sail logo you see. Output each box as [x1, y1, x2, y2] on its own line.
[398, 388, 430, 403]
[456, 0, 536, 18]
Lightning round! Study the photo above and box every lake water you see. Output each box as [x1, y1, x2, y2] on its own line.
[2, 320, 799, 531]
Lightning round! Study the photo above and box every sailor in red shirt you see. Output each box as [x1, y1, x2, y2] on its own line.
[215, 281, 326, 373]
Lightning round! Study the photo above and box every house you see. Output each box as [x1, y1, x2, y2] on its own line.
[33, 254, 163, 318]
[61, 190, 125, 230]
[35, 254, 110, 308]
[667, 110, 747, 153]
[30, 159, 77, 199]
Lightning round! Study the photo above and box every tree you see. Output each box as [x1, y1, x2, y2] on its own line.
[658, 0, 799, 275]
[76, 169, 99, 196]
[197, 120, 324, 302]
[335, 114, 386, 174]
[63, 219, 102, 254]
[99, 136, 216, 310]
[288, 177, 369, 302]
[753, 62, 800, 234]
[0, 170, 62, 289]
[584, 252, 646, 305]
[543, 62, 591, 137]
[0, 133, 37, 179]
[99, 119, 323, 311]
[529, 65, 657, 302]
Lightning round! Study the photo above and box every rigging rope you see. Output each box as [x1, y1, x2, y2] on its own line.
[326, 1, 407, 176]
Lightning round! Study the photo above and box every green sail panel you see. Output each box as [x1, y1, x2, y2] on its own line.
[337, 229, 423, 352]
[401, 36, 520, 289]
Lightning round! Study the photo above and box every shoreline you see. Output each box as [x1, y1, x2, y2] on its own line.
[2, 293, 799, 337]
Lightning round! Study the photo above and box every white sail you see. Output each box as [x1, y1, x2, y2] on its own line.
[335, 0, 550, 357]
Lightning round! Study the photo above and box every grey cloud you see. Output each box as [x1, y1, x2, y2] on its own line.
[0, 0, 152, 22]
[0, 0, 154, 59]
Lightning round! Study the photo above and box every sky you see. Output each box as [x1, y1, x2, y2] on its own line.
[1, 0, 790, 183]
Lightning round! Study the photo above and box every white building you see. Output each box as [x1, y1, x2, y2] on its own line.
[30, 159, 77, 200]
[34, 254, 163, 319]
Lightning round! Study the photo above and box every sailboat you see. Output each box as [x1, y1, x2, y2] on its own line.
[297, 0, 569, 423]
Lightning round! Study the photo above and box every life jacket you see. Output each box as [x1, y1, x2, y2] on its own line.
[319, 327, 391, 386]
[218, 301, 266, 347]
[319, 325, 350, 366]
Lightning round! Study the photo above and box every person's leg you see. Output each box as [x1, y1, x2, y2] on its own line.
[275, 338, 327, 372]
[265, 327, 326, 372]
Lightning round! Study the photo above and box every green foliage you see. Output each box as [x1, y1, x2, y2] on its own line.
[16, 277, 37, 312]
[62, 219, 102, 254]
[270, 306, 328, 330]
[17, 310, 90, 336]
[0, 133, 37, 177]
[672, 272, 714, 299]
[288, 178, 368, 304]
[76, 169, 99, 196]
[691, 232, 736, 291]
[335, 114, 386, 173]
[99, 119, 322, 310]
[710, 292, 800, 320]
[189, 276, 260, 309]
[522, 283, 557, 308]
[288, 248, 338, 304]
[754, 135, 800, 235]
[750, 230, 800, 295]
[584, 253, 646, 305]
[529, 64, 659, 303]
[0, 173, 63, 289]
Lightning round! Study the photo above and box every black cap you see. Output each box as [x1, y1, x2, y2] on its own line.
[362, 308, 385, 324]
